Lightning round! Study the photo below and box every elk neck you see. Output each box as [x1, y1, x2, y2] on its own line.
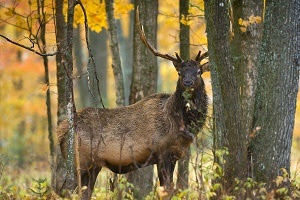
[172, 80, 208, 133]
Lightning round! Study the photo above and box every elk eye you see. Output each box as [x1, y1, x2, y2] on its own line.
[197, 69, 201, 74]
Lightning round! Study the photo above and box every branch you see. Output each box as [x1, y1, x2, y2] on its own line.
[0, 34, 57, 56]
[77, 0, 106, 108]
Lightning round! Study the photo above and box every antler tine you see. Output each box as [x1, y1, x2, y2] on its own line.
[136, 7, 181, 63]
[195, 51, 209, 62]
[199, 51, 209, 61]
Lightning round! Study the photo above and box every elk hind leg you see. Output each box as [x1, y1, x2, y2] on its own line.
[157, 154, 176, 189]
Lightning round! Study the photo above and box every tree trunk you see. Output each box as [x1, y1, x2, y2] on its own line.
[74, 25, 88, 108]
[251, 0, 299, 187]
[204, 0, 248, 192]
[63, 0, 77, 191]
[53, 0, 68, 195]
[230, 0, 263, 147]
[88, 29, 108, 106]
[127, 0, 158, 198]
[177, 0, 190, 190]
[36, 0, 55, 193]
[117, 17, 133, 106]
[105, 0, 125, 107]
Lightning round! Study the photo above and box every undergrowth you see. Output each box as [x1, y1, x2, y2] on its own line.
[0, 148, 299, 200]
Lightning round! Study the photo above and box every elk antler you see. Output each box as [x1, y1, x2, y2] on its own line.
[136, 7, 182, 63]
[195, 51, 208, 62]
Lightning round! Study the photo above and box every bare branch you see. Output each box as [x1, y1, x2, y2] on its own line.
[0, 34, 57, 56]
[77, 0, 105, 108]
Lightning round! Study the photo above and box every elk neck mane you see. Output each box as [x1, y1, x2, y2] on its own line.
[165, 79, 208, 133]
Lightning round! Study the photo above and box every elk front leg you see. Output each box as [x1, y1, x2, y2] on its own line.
[81, 167, 101, 200]
[157, 154, 176, 189]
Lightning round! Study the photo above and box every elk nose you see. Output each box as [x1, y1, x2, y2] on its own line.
[183, 80, 194, 87]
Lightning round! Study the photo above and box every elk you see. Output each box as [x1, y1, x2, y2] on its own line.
[57, 10, 209, 200]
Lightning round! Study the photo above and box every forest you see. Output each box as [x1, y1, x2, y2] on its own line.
[0, 0, 299, 199]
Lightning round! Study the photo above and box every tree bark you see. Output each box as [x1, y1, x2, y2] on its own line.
[230, 0, 263, 146]
[127, 0, 158, 198]
[105, 0, 125, 107]
[64, 0, 77, 191]
[54, 0, 68, 195]
[177, 0, 190, 190]
[251, 0, 299, 187]
[204, 0, 248, 192]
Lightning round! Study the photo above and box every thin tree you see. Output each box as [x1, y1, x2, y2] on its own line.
[105, 0, 125, 107]
[36, 0, 55, 193]
[53, 0, 68, 195]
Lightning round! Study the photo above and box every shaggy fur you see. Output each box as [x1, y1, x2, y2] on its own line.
[57, 59, 208, 199]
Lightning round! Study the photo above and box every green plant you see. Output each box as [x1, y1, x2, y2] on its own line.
[29, 178, 48, 199]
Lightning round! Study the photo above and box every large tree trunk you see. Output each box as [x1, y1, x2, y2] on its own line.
[251, 0, 299, 187]
[127, 0, 158, 198]
[105, 0, 125, 107]
[204, 0, 248, 192]
[230, 0, 263, 149]
[177, 0, 190, 190]
[53, 0, 67, 195]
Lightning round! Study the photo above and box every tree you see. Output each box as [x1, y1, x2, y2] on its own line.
[53, 0, 68, 194]
[251, 0, 299, 187]
[127, 0, 158, 198]
[177, 0, 191, 190]
[204, 0, 248, 192]
[117, 16, 133, 106]
[63, 0, 78, 192]
[205, 0, 299, 195]
[88, 29, 109, 106]
[105, 0, 125, 107]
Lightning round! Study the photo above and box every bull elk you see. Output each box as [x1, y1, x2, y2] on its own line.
[58, 9, 209, 200]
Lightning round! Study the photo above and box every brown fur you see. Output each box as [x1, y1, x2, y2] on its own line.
[58, 93, 192, 173]
[57, 58, 208, 199]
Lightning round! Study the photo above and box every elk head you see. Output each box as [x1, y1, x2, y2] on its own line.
[136, 7, 209, 91]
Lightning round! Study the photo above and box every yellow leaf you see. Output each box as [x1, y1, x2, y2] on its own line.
[275, 176, 283, 186]
[242, 20, 250, 27]
[40, 84, 49, 92]
[240, 27, 247, 33]
[254, 16, 262, 24]
[249, 15, 262, 24]
[238, 18, 243, 26]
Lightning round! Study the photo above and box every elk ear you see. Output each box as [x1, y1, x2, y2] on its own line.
[200, 62, 210, 74]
